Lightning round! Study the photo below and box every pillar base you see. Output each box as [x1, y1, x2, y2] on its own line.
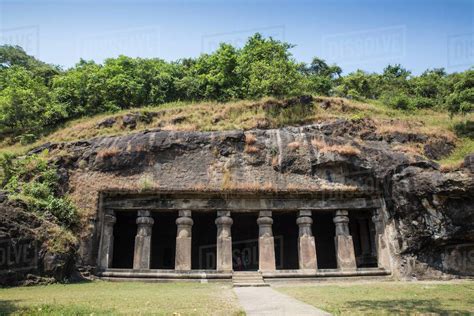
[216, 237, 233, 272]
[133, 235, 152, 270]
[175, 237, 192, 271]
[259, 236, 276, 272]
[335, 235, 357, 270]
[298, 235, 317, 270]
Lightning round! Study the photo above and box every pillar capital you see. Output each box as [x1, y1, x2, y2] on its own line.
[215, 215, 233, 227]
[104, 213, 117, 225]
[136, 216, 154, 227]
[176, 216, 193, 227]
[333, 210, 350, 236]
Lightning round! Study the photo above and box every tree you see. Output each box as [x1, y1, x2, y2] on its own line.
[0, 45, 60, 86]
[236, 34, 303, 98]
[446, 69, 474, 116]
[0, 66, 65, 139]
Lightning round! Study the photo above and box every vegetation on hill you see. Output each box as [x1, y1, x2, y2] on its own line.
[0, 33, 472, 146]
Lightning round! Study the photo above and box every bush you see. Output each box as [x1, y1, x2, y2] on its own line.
[384, 94, 414, 111]
[453, 120, 474, 139]
[0, 152, 78, 228]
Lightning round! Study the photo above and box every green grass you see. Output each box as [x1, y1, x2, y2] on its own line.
[276, 281, 474, 315]
[0, 281, 243, 315]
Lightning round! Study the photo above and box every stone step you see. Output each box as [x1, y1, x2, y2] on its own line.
[232, 271, 268, 287]
[233, 282, 269, 287]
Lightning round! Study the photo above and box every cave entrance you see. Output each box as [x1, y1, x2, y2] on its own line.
[313, 212, 337, 269]
[273, 212, 299, 270]
[349, 210, 378, 268]
[112, 211, 137, 269]
[151, 211, 177, 269]
[192, 212, 217, 270]
[231, 212, 259, 271]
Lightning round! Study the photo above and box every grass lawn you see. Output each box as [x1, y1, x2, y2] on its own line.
[0, 280, 243, 315]
[276, 281, 474, 315]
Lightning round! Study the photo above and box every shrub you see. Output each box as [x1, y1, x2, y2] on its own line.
[0, 151, 78, 228]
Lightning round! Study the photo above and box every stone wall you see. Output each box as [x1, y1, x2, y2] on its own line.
[24, 120, 474, 279]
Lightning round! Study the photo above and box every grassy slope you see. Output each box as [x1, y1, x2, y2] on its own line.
[1, 96, 472, 168]
[0, 281, 243, 315]
[277, 281, 474, 315]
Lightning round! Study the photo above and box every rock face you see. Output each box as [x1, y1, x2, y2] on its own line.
[4, 118, 473, 282]
[0, 198, 78, 286]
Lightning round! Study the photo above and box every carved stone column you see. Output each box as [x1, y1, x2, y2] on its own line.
[297, 211, 318, 270]
[333, 210, 357, 270]
[133, 210, 154, 270]
[215, 211, 233, 272]
[175, 210, 193, 271]
[257, 211, 276, 271]
[372, 209, 391, 270]
[99, 211, 116, 270]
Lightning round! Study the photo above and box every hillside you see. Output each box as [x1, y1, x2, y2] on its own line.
[2, 95, 472, 169]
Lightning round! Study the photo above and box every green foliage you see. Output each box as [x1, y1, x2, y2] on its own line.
[0, 152, 78, 228]
[446, 69, 474, 116]
[0, 66, 66, 137]
[0, 38, 473, 144]
[453, 120, 474, 139]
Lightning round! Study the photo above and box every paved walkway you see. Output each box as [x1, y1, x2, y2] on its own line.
[233, 286, 331, 316]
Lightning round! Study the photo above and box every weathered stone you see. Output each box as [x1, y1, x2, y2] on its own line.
[333, 210, 357, 270]
[257, 213, 276, 271]
[297, 215, 317, 270]
[215, 215, 233, 272]
[15, 118, 474, 281]
[98, 213, 116, 270]
[133, 214, 154, 270]
[175, 213, 193, 270]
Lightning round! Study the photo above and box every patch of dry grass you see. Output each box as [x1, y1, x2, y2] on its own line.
[311, 139, 361, 156]
[96, 146, 120, 159]
[287, 141, 301, 151]
[392, 143, 424, 156]
[244, 145, 259, 154]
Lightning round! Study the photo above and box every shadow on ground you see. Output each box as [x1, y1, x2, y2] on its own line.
[0, 300, 22, 314]
[345, 299, 471, 315]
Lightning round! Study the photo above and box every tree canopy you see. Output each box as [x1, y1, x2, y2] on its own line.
[0, 35, 472, 143]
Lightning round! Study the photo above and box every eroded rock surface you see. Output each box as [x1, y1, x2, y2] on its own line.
[3, 118, 473, 283]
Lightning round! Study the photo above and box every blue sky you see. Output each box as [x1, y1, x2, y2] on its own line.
[0, 0, 472, 74]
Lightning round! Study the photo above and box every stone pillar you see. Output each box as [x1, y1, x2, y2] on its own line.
[133, 210, 154, 270]
[175, 210, 193, 271]
[215, 211, 233, 272]
[99, 211, 116, 270]
[372, 209, 391, 270]
[257, 211, 276, 272]
[333, 210, 357, 270]
[296, 211, 318, 270]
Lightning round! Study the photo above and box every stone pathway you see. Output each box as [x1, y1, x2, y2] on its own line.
[233, 286, 331, 316]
